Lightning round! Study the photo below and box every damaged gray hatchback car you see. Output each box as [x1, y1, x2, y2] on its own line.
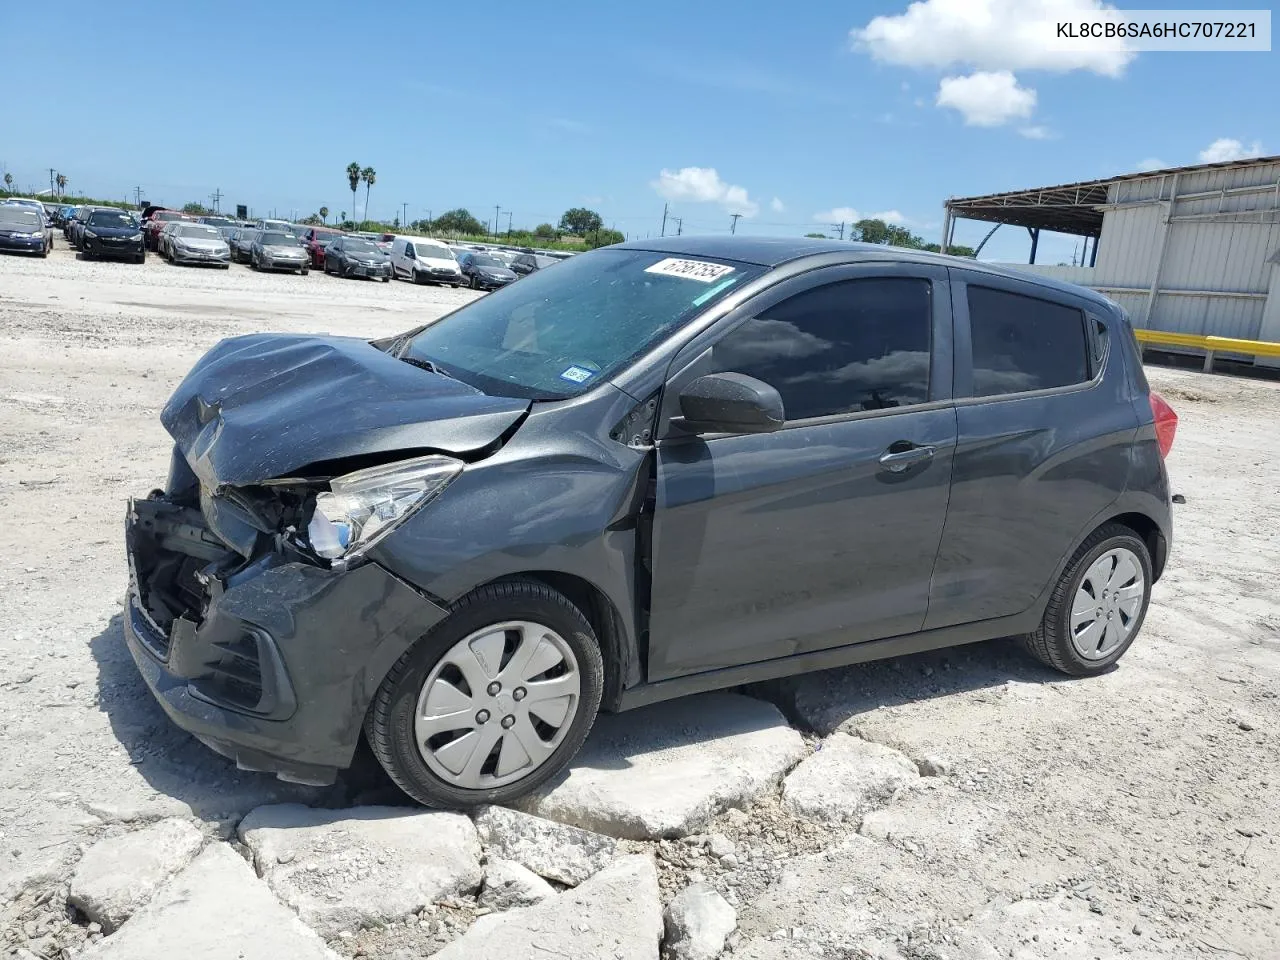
[125, 236, 1176, 807]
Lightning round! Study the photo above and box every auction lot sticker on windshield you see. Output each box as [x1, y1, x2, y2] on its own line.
[644, 258, 735, 283]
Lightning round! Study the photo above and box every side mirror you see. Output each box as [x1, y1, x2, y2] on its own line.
[678, 373, 784, 435]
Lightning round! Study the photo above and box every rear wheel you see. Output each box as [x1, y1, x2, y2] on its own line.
[1024, 524, 1152, 676]
[366, 580, 604, 808]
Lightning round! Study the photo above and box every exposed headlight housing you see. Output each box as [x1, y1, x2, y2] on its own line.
[83, 230, 98, 239]
[130, 233, 143, 242]
[306, 455, 463, 562]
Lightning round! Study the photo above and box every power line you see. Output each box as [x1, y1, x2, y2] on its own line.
[830, 221, 846, 240]
[209, 187, 223, 212]
[729, 213, 742, 234]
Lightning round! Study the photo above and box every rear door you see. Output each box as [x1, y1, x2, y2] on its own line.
[646, 261, 958, 680]
[924, 269, 1134, 629]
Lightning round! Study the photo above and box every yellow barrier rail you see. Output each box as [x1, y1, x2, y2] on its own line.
[1134, 328, 1280, 371]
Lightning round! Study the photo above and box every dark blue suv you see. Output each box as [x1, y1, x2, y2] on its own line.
[124, 237, 1176, 807]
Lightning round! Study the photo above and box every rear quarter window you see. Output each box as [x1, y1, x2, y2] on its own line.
[966, 285, 1091, 397]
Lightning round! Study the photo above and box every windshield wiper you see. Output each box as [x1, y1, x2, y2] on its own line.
[400, 356, 455, 381]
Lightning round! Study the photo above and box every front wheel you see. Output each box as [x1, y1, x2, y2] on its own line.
[1023, 523, 1153, 676]
[365, 580, 604, 808]
[300, 267, 308, 275]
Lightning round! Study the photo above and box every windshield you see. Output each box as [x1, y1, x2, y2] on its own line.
[89, 211, 138, 228]
[261, 232, 299, 246]
[155, 211, 183, 222]
[415, 243, 454, 260]
[177, 224, 221, 240]
[202, 216, 235, 227]
[0, 209, 41, 229]
[343, 239, 379, 255]
[403, 248, 761, 400]
[470, 254, 503, 268]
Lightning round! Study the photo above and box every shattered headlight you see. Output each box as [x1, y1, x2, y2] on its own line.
[307, 455, 462, 561]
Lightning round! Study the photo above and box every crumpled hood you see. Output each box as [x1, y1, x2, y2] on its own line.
[161, 333, 529, 488]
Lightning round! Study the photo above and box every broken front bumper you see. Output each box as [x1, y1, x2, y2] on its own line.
[123, 498, 449, 784]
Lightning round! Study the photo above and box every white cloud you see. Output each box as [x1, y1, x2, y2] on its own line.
[813, 206, 860, 224]
[651, 166, 759, 217]
[1135, 157, 1167, 172]
[1019, 125, 1054, 140]
[936, 71, 1036, 126]
[1198, 138, 1264, 164]
[770, 197, 785, 213]
[853, 0, 1133, 77]
[869, 210, 908, 225]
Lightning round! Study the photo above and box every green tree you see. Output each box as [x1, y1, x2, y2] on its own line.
[182, 201, 212, 215]
[319, 205, 329, 224]
[346, 162, 361, 225]
[392, 216, 400, 229]
[433, 208, 487, 235]
[804, 232, 827, 239]
[3, 172, 14, 192]
[852, 218, 890, 244]
[360, 166, 376, 222]
[585, 227, 624, 248]
[558, 207, 602, 235]
[534, 223, 557, 239]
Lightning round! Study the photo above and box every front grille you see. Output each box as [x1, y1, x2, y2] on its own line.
[192, 630, 265, 712]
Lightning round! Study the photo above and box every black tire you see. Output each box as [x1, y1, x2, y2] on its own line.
[135, 253, 145, 264]
[1023, 523, 1152, 676]
[300, 267, 308, 275]
[250, 253, 259, 270]
[365, 579, 605, 809]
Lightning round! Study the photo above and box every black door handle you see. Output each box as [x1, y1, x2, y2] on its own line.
[878, 444, 935, 472]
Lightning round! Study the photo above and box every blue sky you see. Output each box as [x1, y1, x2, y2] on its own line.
[3, 0, 1274, 263]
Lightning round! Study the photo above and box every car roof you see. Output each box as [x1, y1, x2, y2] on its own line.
[613, 235, 1116, 309]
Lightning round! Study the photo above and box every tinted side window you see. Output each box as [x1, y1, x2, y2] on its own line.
[967, 286, 1090, 397]
[710, 277, 932, 420]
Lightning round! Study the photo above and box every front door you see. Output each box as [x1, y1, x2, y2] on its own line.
[646, 263, 957, 681]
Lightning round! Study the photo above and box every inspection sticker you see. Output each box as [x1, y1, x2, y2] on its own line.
[559, 365, 596, 384]
[644, 258, 735, 283]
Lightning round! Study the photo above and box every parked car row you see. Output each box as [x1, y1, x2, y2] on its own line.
[11, 200, 570, 291]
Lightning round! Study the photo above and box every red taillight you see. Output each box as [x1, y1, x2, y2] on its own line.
[1150, 391, 1178, 459]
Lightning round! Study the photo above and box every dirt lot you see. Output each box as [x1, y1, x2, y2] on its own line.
[1, 245, 1278, 959]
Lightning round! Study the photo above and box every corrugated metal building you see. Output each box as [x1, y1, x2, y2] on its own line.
[942, 156, 1280, 366]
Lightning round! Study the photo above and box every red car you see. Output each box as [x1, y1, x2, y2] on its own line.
[140, 208, 194, 252]
[298, 226, 344, 269]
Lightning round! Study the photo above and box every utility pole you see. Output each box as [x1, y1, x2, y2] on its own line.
[48, 169, 56, 197]
[133, 186, 143, 208]
[401, 202, 408, 229]
[209, 187, 223, 212]
[493, 205, 501, 239]
[830, 221, 845, 240]
[729, 213, 742, 234]
[660, 202, 668, 237]
[673, 217, 683, 236]
[506, 211, 513, 237]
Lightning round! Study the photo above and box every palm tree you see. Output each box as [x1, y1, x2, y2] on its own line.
[2, 172, 12, 193]
[360, 167, 376, 224]
[55, 173, 67, 197]
[346, 162, 361, 226]
[319, 206, 329, 225]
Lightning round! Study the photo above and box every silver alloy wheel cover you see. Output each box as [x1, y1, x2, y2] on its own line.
[1070, 547, 1145, 660]
[414, 620, 582, 789]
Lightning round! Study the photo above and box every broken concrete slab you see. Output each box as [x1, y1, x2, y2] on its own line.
[858, 779, 999, 861]
[781, 734, 917, 822]
[238, 804, 481, 936]
[519, 693, 809, 839]
[473, 805, 617, 886]
[69, 817, 203, 932]
[664, 881, 737, 960]
[79, 843, 340, 960]
[432, 854, 662, 960]
[476, 859, 555, 911]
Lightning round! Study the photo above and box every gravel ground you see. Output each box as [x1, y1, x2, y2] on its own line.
[1, 245, 1278, 958]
